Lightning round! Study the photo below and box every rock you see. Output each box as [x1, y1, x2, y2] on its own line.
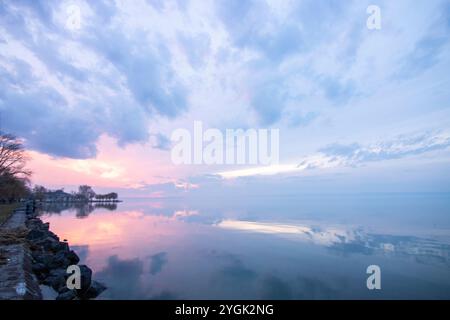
[32, 262, 48, 275]
[25, 215, 105, 300]
[44, 269, 69, 292]
[50, 241, 69, 253]
[80, 281, 106, 299]
[57, 286, 70, 294]
[49, 251, 70, 269]
[39, 285, 58, 300]
[35, 237, 58, 251]
[56, 289, 77, 300]
[42, 275, 66, 291]
[33, 253, 53, 267]
[77, 265, 92, 293]
[67, 250, 80, 264]
[26, 229, 47, 240]
[49, 268, 67, 278]
[48, 232, 60, 241]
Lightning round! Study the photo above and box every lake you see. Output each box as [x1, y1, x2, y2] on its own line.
[40, 193, 450, 299]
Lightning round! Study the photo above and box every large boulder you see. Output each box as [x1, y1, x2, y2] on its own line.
[35, 237, 58, 251]
[33, 252, 53, 267]
[67, 250, 80, 264]
[49, 251, 71, 269]
[56, 289, 77, 300]
[50, 241, 69, 253]
[43, 268, 67, 292]
[80, 281, 106, 299]
[26, 229, 47, 240]
[77, 265, 93, 293]
[31, 262, 48, 276]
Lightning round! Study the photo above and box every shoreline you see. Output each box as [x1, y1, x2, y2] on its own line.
[38, 200, 123, 203]
[0, 201, 106, 300]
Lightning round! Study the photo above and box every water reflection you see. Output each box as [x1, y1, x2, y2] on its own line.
[40, 196, 450, 299]
[95, 255, 144, 299]
[149, 252, 168, 275]
[216, 220, 450, 266]
[40, 202, 117, 218]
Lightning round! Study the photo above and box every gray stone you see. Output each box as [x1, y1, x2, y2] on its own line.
[49, 251, 70, 269]
[49, 240, 68, 253]
[56, 289, 77, 300]
[67, 250, 80, 264]
[81, 281, 106, 299]
[78, 265, 93, 292]
[31, 262, 48, 274]
[26, 229, 46, 240]
[43, 271, 66, 292]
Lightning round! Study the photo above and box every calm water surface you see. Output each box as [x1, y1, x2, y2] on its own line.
[41, 193, 450, 299]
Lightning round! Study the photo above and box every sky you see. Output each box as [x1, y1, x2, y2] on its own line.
[0, 0, 449, 197]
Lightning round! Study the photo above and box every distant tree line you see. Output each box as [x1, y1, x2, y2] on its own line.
[73, 185, 119, 202]
[0, 131, 119, 204]
[32, 184, 119, 203]
[94, 192, 118, 201]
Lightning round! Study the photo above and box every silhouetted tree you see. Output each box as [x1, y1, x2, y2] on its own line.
[78, 185, 96, 201]
[0, 172, 30, 202]
[0, 132, 31, 178]
[32, 185, 47, 201]
[0, 132, 31, 202]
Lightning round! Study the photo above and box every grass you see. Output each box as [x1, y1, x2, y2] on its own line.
[0, 203, 19, 226]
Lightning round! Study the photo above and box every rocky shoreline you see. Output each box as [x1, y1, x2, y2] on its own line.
[26, 203, 106, 300]
[0, 201, 106, 300]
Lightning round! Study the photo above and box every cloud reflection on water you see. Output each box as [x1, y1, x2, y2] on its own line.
[215, 219, 450, 266]
[40, 197, 450, 299]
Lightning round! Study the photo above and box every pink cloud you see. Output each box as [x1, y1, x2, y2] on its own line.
[27, 134, 187, 190]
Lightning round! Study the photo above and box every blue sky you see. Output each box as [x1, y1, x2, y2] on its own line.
[0, 0, 449, 195]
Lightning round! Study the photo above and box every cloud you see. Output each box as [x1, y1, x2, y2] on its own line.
[146, 0, 166, 12]
[178, 32, 211, 69]
[319, 76, 355, 105]
[1, 0, 449, 195]
[81, 18, 188, 118]
[151, 133, 172, 151]
[217, 131, 450, 178]
[250, 80, 286, 125]
[395, 1, 450, 78]
[288, 111, 318, 127]
[174, 180, 199, 191]
[0, 79, 99, 158]
[319, 131, 450, 165]
[215, 0, 304, 62]
[0, 1, 188, 158]
[296, 132, 450, 172]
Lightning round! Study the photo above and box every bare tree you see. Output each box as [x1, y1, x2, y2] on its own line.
[0, 132, 31, 202]
[0, 131, 32, 178]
